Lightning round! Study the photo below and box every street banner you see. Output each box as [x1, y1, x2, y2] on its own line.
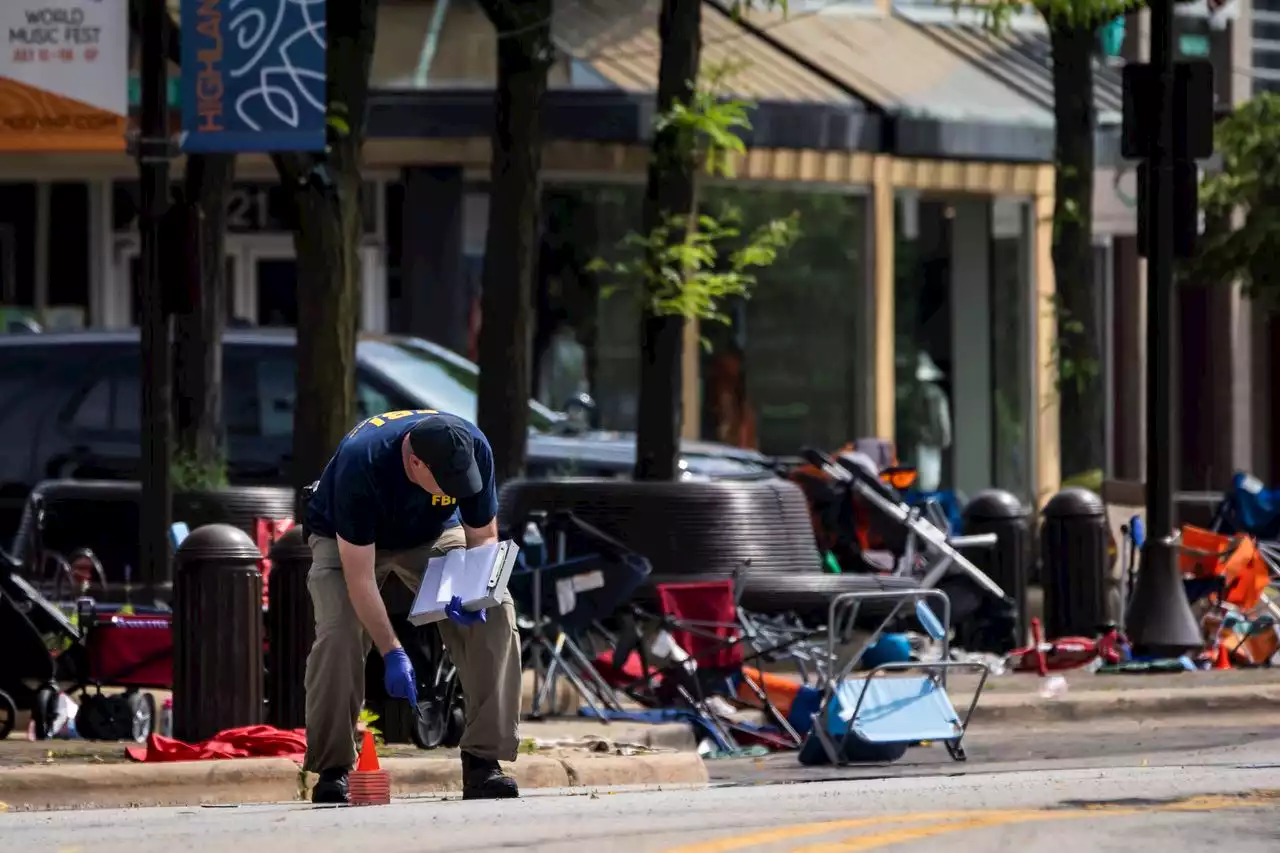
[181, 0, 328, 153]
[0, 1, 129, 152]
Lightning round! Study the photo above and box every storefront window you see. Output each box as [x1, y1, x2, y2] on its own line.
[990, 198, 1033, 500]
[894, 193, 954, 492]
[538, 182, 868, 449]
[894, 193, 1034, 502]
[539, 183, 644, 430]
[699, 186, 868, 456]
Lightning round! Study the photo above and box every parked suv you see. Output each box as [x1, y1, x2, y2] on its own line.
[0, 329, 774, 541]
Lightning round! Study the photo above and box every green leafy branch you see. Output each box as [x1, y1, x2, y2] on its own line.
[358, 707, 385, 749]
[589, 60, 800, 334]
[1041, 292, 1100, 399]
[592, 206, 798, 335]
[1187, 92, 1280, 314]
[170, 449, 229, 492]
[963, 0, 1147, 34]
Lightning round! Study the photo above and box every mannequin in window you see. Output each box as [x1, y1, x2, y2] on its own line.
[911, 351, 952, 492]
[536, 308, 589, 416]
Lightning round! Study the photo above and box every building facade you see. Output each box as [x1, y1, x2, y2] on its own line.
[17, 0, 1239, 507]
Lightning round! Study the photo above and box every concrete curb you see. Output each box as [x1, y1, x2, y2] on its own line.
[0, 758, 302, 812]
[969, 684, 1280, 724]
[0, 753, 709, 812]
[372, 752, 709, 797]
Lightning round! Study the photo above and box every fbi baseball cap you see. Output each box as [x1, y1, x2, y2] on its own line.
[407, 414, 483, 498]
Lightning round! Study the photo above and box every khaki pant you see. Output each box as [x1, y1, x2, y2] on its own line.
[302, 527, 522, 772]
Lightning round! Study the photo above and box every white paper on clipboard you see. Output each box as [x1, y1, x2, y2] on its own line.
[408, 540, 520, 626]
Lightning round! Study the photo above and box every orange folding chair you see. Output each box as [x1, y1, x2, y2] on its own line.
[1178, 525, 1270, 612]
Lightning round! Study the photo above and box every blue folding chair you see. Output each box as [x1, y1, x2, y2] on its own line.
[799, 589, 988, 766]
[507, 510, 652, 720]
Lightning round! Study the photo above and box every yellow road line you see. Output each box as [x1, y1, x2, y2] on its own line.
[793, 796, 1278, 853]
[662, 793, 1279, 853]
[659, 810, 1004, 853]
[790, 813, 1051, 853]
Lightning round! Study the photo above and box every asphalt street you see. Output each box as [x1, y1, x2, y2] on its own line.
[6, 716, 1280, 853]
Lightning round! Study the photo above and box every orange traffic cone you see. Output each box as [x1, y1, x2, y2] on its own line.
[1213, 642, 1233, 670]
[356, 729, 380, 772]
[348, 729, 391, 805]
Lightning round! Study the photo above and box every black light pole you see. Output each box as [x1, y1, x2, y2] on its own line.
[1126, 0, 1203, 656]
[138, 0, 173, 601]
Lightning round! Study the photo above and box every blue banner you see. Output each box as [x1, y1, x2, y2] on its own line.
[180, 0, 328, 153]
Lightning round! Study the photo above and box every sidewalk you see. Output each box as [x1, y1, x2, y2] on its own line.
[951, 668, 1280, 723]
[0, 717, 708, 811]
[4, 668, 1278, 812]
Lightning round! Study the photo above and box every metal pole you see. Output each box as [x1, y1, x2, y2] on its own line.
[138, 0, 173, 601]
[1127, 0, 1202, 656]
[1146, 0, 1176, 551]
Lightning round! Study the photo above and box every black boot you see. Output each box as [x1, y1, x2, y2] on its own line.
[461, 752, 519, 800]
[312, 767, 350, 804]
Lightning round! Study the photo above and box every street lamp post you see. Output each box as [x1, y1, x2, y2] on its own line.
[137, 0, 173, 601]
[1124, 0, 1207, 657]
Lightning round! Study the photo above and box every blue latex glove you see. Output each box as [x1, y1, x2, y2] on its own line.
[383, 648, 417, 706]
[445, 595, 486, 626]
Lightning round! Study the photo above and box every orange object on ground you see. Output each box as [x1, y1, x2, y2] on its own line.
[1213, 642, 1233, 670]
[1220, 537, 1270, 611]
[356, 729, 380, 772]
[1178, 525, 1270, 611]
[1179, 525, 1232, 577]
[736, 666, 803, 718]
[125, 725, 306, 763]
[349, 729, 392, 805]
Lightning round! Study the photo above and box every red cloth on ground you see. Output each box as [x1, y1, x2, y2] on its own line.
[126, 725, 307, 763]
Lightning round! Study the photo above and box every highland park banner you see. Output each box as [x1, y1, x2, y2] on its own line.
[0, 1, 129, 152]
[181, 0, 328, 153]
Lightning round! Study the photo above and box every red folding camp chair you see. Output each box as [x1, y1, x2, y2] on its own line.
[628, 579, 802, 749]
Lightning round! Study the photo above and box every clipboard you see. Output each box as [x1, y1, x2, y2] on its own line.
[408, 540, 520, 627]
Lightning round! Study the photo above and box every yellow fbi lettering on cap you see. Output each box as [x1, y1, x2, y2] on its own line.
[431, 494, 457, 507]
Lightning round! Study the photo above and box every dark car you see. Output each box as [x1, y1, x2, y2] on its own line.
[0, 329, 774, 541]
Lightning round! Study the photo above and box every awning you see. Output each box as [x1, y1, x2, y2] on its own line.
[367, 0, 880, 152]
[734, 6, 1061, 160]
[906, 13, 1125, 124]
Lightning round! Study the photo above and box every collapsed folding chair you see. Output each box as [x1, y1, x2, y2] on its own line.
[1169, 524, 1280, 664]
[1214, 472, 1280, 542]
[594, 576, 824, 752]
[1176, 525, 1278, 617]
[507, 509, 652, 720]
[800, 588, 989, 766]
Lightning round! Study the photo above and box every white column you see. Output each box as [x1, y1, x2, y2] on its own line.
[949, 198, 993, 497]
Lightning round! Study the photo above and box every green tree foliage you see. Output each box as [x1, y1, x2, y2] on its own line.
[1190, 92, 1280, 313]
[626, 0, 793, 481]
[589, 68, 799, 341]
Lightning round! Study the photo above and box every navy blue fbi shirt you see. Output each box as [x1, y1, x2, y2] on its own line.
[306, 410, 498, 551]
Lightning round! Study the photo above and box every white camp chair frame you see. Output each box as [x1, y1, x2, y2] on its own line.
[808, 589, 990, 766]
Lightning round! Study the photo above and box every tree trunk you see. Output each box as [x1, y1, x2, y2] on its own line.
[475, 0, 553, 482]
[274, 0, 378, 487]
[1050, 23, 1102, 481]
[173, 154, 234, 476]
[635, 0, 702, 482]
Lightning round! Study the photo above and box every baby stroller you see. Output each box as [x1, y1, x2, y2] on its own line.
[1, 544, 164, 741]
[0, 546, 84, 739]
[791, 447, 1018, 653]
